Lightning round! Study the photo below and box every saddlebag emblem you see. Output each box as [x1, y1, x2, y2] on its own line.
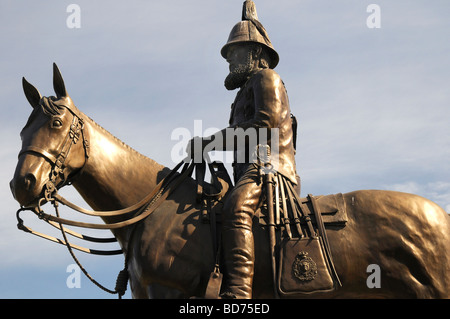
[293, 251, 317, 281]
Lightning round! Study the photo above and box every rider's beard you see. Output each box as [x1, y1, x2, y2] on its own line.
[224, 53, 254, 91]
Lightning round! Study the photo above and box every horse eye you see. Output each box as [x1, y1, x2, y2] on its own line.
[51, 118, 63, 128]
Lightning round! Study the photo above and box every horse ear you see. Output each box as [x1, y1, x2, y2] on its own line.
[22, 77, 42, 108]
[53, 63, 67, 98]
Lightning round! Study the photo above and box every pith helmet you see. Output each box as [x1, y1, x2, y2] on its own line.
[221, 0, 279, 69]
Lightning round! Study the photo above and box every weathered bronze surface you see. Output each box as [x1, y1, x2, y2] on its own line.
[190, 0, 298, 299]
[10, 2, 450, 299]
[10, 63, 450, 299]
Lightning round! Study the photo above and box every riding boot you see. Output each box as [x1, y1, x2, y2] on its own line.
[221, 211, 255, 299]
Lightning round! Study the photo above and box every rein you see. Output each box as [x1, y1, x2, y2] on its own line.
[16, 158, 195, 297]
[15, 103, 199, 298]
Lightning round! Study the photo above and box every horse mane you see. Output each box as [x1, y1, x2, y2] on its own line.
[73, 102, 163, 167]
[86, 114, 154, 163]
[24, 95, 163, 169]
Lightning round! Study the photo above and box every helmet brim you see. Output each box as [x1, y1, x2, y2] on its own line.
[221, 21, 280, 69]
[221, 41, 279, 69]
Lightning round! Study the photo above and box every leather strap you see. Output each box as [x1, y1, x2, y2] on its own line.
[16, 208, 121, 255]
[16, 159, 195, 255]
[278, 175, 292, 238]
[308, 194, 342, 287]
[19, 146, 58, 164]
[38, 160, 194, 229]
[53, 162, 187, 217]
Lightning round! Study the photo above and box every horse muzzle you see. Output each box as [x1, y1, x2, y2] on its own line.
[10, 155, 51, 208]
[10, 174, 41, 208]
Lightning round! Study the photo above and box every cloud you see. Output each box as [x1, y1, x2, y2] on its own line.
[1, 0, 449, 298]
[383, 181, 450, 213]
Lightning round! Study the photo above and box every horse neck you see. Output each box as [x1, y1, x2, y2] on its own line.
[72, 113, 169, 217]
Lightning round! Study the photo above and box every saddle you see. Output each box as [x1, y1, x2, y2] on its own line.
[196, 161, 347, 298]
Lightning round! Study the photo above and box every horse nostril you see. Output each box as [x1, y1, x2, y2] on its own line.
[10, 173, 39, 206]
[23, 173, 36, 190]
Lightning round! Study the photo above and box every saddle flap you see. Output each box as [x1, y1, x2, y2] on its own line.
[301, 193, 347, 227]
[257, 193, 347, 228]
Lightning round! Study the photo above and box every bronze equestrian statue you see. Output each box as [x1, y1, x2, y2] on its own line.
[9, 2, 450, 299]
[187, 0, 299, 298]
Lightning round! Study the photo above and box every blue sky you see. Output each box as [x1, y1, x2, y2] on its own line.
[1, 1, 449, 298]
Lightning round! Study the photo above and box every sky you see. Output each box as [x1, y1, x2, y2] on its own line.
[0, 0, 449, 299]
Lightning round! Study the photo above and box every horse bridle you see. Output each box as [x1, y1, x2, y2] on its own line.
[15, 103, 223, 298]
[15, 103, 198, 233]
[18, 106, 90, 200]
[15, 105, 198, 297]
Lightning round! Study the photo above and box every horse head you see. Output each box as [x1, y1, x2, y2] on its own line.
[10, 64, 89, 208]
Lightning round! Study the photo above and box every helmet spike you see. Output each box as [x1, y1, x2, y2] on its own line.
[242, 0, 258, 21]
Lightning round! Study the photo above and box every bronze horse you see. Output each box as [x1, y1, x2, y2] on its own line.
[10, 65, 450, 298]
